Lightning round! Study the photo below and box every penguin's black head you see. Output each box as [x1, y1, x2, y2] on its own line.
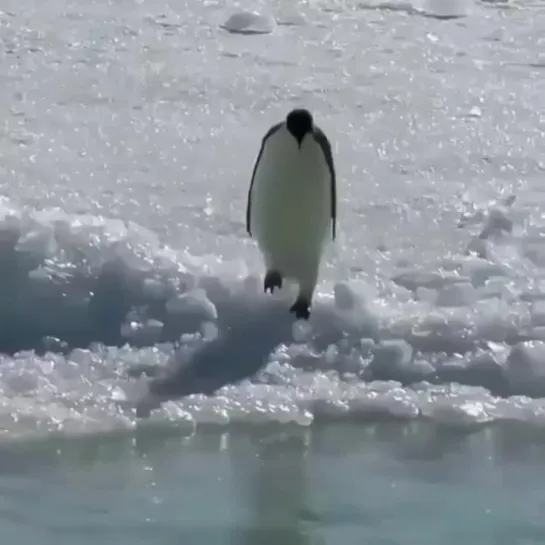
[286, 109, 314, 148]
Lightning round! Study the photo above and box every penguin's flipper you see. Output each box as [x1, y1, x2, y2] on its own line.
[246, 122, 284, 237]
[313, 128, 337, 240]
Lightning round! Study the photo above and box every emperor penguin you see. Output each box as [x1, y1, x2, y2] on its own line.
[246, 108, 337, 320]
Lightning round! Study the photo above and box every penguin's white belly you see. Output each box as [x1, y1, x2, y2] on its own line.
[250, 137, 331, 277]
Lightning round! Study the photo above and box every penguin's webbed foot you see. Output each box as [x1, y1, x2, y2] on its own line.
[264, 270, 283, 294]
[290, 296, 311, 320]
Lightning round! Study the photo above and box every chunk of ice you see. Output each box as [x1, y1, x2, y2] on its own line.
[220, 12, 276, 35]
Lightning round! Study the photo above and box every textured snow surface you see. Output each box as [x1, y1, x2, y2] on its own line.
[1, 0, 545, 437]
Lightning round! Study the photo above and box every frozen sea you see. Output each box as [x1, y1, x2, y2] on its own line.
[1, 0, 545, 542]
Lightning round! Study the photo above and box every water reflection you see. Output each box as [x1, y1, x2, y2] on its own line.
[228, 428, 319, 545]
[3, 423, 545, 544]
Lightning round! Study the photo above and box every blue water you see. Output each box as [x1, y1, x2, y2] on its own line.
[3, 424, 545, 544]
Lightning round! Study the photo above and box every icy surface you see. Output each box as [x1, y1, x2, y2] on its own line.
[221, 12, 277, 35]
[0, 0, 544, 438]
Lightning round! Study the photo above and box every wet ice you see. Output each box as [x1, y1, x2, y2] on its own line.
[0, 193, 541, 435]
[0, 0, 545, 438]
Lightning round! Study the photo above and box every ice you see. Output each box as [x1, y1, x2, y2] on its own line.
[358, 0, 470, 18]
[142, 278, 170, 300]
[530, 301, 545, 326]
[334, 282, 361, 310]
[121, 319, 164, 345]
[275, 10, 307, 27]
[435, 283, 477, 308]
[467, 106, 483, 118]
[369, 340, 414, 379]
[477, 277, 518, 301]
[393, 269, 471, 293]
[1, 0, 545, 441]
[505, 342, 545, 397]
[165, 289, 218, 321]
[201, 321, 219, 342]
[416, 287, 437, 304]
[479, 206, 515, 240]
[220, 12, 276, 35]
[412, 0, 471, 18]
[458, 259, 509, 288]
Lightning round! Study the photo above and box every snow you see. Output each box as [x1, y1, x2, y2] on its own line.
[0, 0, 544, 438]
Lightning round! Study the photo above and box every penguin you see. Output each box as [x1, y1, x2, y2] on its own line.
[246, 108, 337, 320]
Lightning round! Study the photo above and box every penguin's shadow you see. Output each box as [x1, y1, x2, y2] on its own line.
[133, 295, 302, 417]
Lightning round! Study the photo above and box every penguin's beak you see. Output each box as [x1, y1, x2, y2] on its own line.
[296, 129, 311, 149]
[286, 117, 313, 149]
